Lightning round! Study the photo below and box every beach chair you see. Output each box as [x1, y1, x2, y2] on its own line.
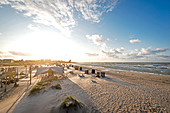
[92, 69, 95, 74]
[79, 67, 82, 71]
[101, 72, 105, 77]
[96, 72, 100, 77]
[85, 70, 88, 74]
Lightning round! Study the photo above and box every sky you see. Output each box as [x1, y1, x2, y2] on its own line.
[0, 0, 170, 62]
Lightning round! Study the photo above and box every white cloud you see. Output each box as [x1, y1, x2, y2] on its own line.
[0, 54, 15, 58]
[9, 51, 32, 56]
[86, 34, 103, 45]
[102, 50, 118, 58]
[0, 32, 2, 36]
[86, 34, 109, 49]
[111, 47, 124, 54]
[0, 51, 15, 58]
[129, 39, 141, 44]
[0, 0, 9, 5]
[157, 55, 170, 59]
[156, 48, 168, 52]
[124, 47, 169, 59]
[0, 0, 118, 35]
[75, 0, 118, 23]
[101, 47, 124, 58]
[86, 53, 99, 57]
[0, 51, 4, 54]
[27, 24, 40, 31]
[138, 47, 168, 56]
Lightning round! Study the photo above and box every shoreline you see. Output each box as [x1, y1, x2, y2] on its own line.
[71, 63, 170, 76]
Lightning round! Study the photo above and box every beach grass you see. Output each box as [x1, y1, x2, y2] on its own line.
[51, 83, 61, 89]
[29, 81, 51, 96]
[29, 76, 58, 96]
[60, 96, 83, 109]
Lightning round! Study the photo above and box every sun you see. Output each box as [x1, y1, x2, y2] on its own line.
[9, 30, 84, 60]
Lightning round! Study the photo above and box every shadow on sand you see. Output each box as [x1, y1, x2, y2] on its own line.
[101, 76, 136, 86]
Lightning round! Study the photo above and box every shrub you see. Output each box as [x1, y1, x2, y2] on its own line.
[20, 72, 25, 75]
[37, 81, 51, 86]
[29, 80, 51, 96]
[29, 84, 44, 95]
[60, 96, 83, 109]
[29, 76, 59, 96]
[51, 83, 61, 89]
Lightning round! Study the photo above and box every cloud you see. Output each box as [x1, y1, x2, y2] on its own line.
[101, 47, 124, 58]
[0, 0, 118, 35]
[27, 24, 40, 31]
[86, 34, 103, 45]
[75, 0, 118, 23]
[111, 47, 124, 54]
[86, 53, 99, 57]
[129, 39, 141, 44]
[0, 51, 15, 58]
[157, 55, 170, 59]
[86, 34, 109, 49]
[155, 48, 168, 52]
[9, 51, 32, 56]
[0, 54, 15, 58]
[0, 0, 9, 5]
[0, 51, 4, 54]
[124, 47, 169, 59]
[101, 50, 117, 58]
[0, 32, 2, 36]
[138, 47, 168, 56]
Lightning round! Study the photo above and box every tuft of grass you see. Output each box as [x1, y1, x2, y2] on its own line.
[29, 76, 60, 96]
[29, 84, 44, 96]
[29, 80, 51, 96]
[60, 96, 83, 109]
[51, 83, 61, 89]
[37, 81, 51, 86]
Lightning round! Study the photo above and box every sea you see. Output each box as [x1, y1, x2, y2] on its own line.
[76, 62, 170, 76]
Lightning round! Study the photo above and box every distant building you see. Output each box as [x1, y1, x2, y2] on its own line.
[0, 59, 14, 63]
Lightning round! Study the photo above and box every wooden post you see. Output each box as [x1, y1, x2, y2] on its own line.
[1, 76, 3, 88]
[4, 69, 7, 92]
[25, 65, 27, 77]
[30, 66, 32, 85]
[17, 67, 18, 80]
[4, 76, 7, 92]
[14, 68, 18, 87]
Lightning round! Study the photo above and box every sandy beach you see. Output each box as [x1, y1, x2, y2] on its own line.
[11, 66, 170, 113]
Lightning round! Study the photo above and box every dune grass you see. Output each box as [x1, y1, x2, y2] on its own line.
[60, 96, 83, 109]
[51, 83, 61, 89]
[29, 76, 59, 96]
[29, 81, 51, 96]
